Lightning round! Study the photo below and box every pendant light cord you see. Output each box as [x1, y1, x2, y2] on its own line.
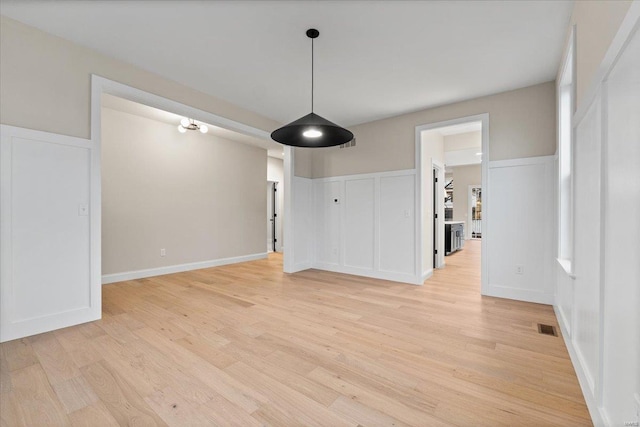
[311, 36, 314, 113]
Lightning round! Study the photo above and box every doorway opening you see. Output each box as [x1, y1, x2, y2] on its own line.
[416, 114, 489, 293]
[93, 77, 285, 289]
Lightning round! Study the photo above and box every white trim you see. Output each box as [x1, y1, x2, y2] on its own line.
[488, 154, 553, 168]
[415, 113, 489, 294]
[484, 286, 554, 305]
[556, 258, 574, 278]
[102, 252, 268, 284]
[554, 305, 607, 427]
[574, 2, 640, 124]
[314, 262, 424, 286]
[313, 168, 416, 183]
[432, 160, 445, 269]
[0, 124, 91, 148]
[90, 75, 271, 140]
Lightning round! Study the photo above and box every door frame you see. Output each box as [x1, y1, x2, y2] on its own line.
[415, 113, 489, 293]
[432, 160, 445, 269]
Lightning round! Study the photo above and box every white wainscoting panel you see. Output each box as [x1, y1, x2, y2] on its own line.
[600, 20, 640, 425]
[314, 180, 341, 266]
[1, 126, 100, 342]
[344, 178, 375, 270]
[379, 174, 416, 277]
[572, 93, 602, 396]
[486, 156, 555, 304]
[312, 170, 419, 284]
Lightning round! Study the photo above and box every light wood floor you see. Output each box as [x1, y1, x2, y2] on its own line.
[0, 241, 591, 426]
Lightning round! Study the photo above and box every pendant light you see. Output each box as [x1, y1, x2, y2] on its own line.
[271, 29, 354, 148]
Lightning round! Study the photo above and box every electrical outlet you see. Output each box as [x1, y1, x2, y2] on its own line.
[160, 248, 166, 257]
[516, 265, 524, 275]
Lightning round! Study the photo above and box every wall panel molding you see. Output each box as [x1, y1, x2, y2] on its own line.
[0, 125, 101, 342]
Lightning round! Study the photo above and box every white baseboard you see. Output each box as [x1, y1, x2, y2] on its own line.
[484, 285, 554, 305]
[314, 262, 422, 285]
[554, 305, 605, 426]
[102, 252, 268, 284]
[421, 269, 433, 283]
[289, 261, 313, 273]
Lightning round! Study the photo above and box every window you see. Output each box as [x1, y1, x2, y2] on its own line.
[558, 30, 574, 268]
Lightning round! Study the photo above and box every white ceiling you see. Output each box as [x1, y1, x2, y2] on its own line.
[101, 94, 285, 158]
[1, 1, 574, 127]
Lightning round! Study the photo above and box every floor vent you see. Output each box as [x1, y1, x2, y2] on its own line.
[537, 323, 558, 336]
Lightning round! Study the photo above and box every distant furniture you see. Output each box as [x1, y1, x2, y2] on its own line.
[445, 221, 465, 255]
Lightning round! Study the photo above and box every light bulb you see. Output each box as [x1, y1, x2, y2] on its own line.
[180, 118, 190, 127]
[199, 125, 208, 134]
[303, 129, 322, 138]
[178, 125, 186, 133]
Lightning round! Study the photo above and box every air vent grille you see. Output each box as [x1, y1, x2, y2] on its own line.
[537, 323, 558, 336]
[340, 138, 356, 149]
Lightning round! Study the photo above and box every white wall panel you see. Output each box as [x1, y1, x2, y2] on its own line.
[344, 178, 375, 270]
[314, 180, 341, 265]
[311, 170, 419, 284]
[12, 139, 91, 318]
[379, 175, 415, 276]
[1, 126, 100, 342]
[486, 156, 555, 304]
[572, 95, 602, 395]
[601, 22, 640, 425]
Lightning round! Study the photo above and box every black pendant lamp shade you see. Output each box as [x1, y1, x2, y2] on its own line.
[271, 29, 353, 148]
[271, 112, 353, 148]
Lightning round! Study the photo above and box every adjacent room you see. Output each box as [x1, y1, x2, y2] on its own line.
[1, 1, 638, 426]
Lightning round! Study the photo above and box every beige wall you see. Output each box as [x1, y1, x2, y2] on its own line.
[311, 81, 556, 178]
[444, 131, 481, 151]
[101, 107, 266, 275]
[0, 16, 280, 140]
[566, 0, 633, 107]
[451, 165, 482, 227]
[294, 147, 313, 178]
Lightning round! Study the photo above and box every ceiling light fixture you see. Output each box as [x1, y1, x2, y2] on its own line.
[271, 29, 353, 148]
[178, 118, 208, 134]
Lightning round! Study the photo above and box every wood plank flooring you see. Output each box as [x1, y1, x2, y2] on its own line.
[0, 241, 592, 426]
